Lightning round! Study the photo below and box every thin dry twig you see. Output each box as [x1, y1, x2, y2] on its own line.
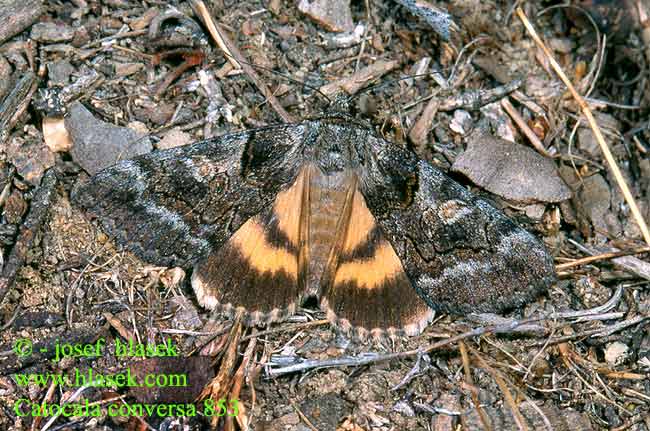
[190, 0, 294, 123]
[568, 239, 650, 281]
[516, 7, 650, 246]
[500, 96, 550, 157]
[460, 341, 492, 431]
[266, 286, 627, 377]
[472, 350, 530, 431]
[555, 246, 650, 271]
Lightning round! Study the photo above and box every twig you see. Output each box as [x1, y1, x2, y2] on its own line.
[460, 341, 492, 431]
[501, 96, 550, 157]
[190, 0, 294, 123]
[555, 246, 650, 271]
[529, 315, 648, 347]
[568, 239, 650, 281]
[444, 79, 523, 111]
[0, 170, 57, 304]
[392, 0, 458, 41]
[0, 71, 38, 145]
[516, 7, 650, 246]
[320, 59, 400, 96]
[266, 318, 542, 377]
[266, 286, 627, 377]
[637, 0, 650, 66]
[81, 29, 148, 49]
[472, 349, 529, 431]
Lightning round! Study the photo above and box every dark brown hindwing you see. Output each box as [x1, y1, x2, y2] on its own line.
[320, 180, 434, 339]
[192, 166, 311, 326]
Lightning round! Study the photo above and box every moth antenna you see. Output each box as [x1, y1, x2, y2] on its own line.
[218, 50, 333, 106]
[342, 72, 441, 108]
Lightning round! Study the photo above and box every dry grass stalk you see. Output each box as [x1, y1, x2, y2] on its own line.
[472, 350, 529, 431]
[459, 341, 492, 431]
[516, 6, 650, 246]
[555, 246, 650, 271]
[229, 334, 257, 430]
[190, 0, 294, 123]
[198, 315, 244, 428]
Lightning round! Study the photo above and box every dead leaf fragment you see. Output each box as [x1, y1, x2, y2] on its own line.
[452, 133, 572, 203]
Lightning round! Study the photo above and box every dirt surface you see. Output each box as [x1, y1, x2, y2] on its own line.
[1, 0, 650, 430]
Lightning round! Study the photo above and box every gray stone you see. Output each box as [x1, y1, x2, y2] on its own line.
[452, 133, 572, 203]
[65, 102, 153, 175]
[298, 0, 354, 32]
[47, 60, 75, 85]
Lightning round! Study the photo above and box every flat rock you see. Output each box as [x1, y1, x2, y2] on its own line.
[47, 60, 75, 85]
[451, 133, 571, 203]
[31, 21, 75, 43]
[298, 0, 354, 32]
[577, 112, 622, 159]
[605, 341, 629, 366]
[65, 102, 153, 175]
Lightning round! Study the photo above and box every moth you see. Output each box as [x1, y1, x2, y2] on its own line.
[72, 113, 556, 338]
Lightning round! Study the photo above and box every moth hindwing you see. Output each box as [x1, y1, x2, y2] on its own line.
[72, 115, 555, 337]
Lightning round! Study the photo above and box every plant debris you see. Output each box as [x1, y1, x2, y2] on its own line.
[0, 1, 649, 430]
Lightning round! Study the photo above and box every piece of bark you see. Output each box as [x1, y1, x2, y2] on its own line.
[409, 97, 440, 155]
[30, 22, 75, 43]
[0, 55, 11, 101]
[0, 71, 38, 146]
[6, 126, 56, 186]
[0, 0, 44, 45]
[452, 133, 572, 204]
[0, 170, 57, 305]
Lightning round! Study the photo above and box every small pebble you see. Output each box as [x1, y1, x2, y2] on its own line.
[605, 341, 629, 366]
[298, 0, 354, 32]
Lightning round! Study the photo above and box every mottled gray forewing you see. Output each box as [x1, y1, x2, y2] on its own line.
[357, 134, 556, 314]
[72, 124, 307, 268]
